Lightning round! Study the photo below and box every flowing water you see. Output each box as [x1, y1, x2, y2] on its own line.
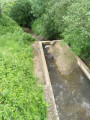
[43, 45, 90, 120]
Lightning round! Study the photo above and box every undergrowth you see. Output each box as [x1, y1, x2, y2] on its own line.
[0, 15, 47, 120]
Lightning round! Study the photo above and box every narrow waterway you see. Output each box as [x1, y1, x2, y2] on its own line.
[43, 45, 90, 120]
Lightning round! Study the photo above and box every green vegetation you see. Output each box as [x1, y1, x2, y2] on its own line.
[0, 14, 22, 35]
[31, 18, 43, 36]
[63, 0, 90, 61]
[10, 0, 33, 27]
[0, 0, 90, 119]
[1, 0, 15, 17]
[0, 14, 47, 119]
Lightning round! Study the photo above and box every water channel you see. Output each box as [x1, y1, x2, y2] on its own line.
[43, 45, 90, 120]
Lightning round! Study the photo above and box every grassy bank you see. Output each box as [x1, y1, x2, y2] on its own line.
[0, 15, 47, 120]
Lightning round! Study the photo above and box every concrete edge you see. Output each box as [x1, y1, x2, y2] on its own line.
[75, 56, 90, 80]
[41, 41, 51, 45]
[39, 41, 59, 120]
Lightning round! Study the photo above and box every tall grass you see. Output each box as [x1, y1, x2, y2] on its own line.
[0, 15, 47, 120]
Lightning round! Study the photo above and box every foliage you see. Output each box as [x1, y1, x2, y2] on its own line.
[0, 14, 47, 120]
[0, 14, 23, 35]
[31, 0, 48, 18]
[63, 0, 90, 60]
[1, 0, 15, 16]
[1, 0, 9, 7]
[31, 18, 43, 36]
[42, 0, 70, 39]
[10, 0, 33, 27]
[31, 0, 72, 39]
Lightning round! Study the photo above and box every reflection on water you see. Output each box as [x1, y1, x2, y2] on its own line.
[43, 45, 90, 120]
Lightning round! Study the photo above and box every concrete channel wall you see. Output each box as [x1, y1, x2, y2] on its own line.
[39, 41, 59, 120]
[76, 56, 90, 80]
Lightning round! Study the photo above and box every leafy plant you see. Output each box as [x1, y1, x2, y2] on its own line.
[31, 0, 72, 39]
[63, 0, 90, 60]
[10, 0, 34, 27]
[31, 0, 48, 18]
[31, 18, 43, 36]
[1, 0, 15, 16]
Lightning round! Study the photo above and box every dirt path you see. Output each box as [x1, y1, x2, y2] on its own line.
[23, 27, 47, 41]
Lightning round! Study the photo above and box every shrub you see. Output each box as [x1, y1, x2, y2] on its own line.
[10, 0, 33, 27]
[32, 0, 72, 39]
[63, 0, 90, 60]
[31, 0, 48, 18]
[31, 18, 43, 36]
